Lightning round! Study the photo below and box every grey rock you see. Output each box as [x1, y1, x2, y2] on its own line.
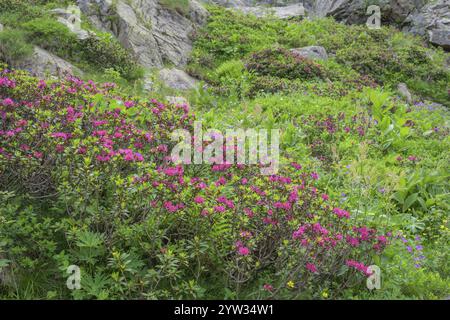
[78, 0, 209, 68]
[397, 82, 412, 104]
[143, 76, 154, 93]
[311, 0, 425, 24]
[208, 0, 425, 23]
[16, 46, 83, 78]
[159, 68, 198, 90]
[291, 46, 328, 60]
[166, 96, 190, 106]
[429, 29, 450, 50]
[238, 3, 306, 19]
[0, 23, 3, 32]
[51, 6, 91, 40]
[404, 0, 450, 51]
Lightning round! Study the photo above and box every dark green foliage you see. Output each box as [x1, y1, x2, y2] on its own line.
[0, 30, 33, 65]
[245, 48, 324, 80]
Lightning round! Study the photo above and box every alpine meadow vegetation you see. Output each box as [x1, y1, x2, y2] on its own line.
[0, 1, 449, 301]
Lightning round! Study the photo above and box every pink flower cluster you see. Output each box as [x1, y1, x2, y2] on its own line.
[346, 260, 372, 276]
[0, 77, 16, 88]
[333, 207, 350, 219]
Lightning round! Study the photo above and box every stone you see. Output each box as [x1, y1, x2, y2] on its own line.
[291, 46, 328, 60]
[0, 23, 4, 32]
[16, 46, 84, 78]
[143, 76, 154, 93]
[50, 6, 91, 40]
[397, 83, 412, 104]
[159, 68, 198, 90]
[166, 96, 190, 106]
[429, 29, 450, 51]
[78, 0, 209, 68]
[238, 3, 306, 19]
[403, 0, 450, 51]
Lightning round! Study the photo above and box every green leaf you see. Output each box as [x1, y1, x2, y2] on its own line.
[403, 193, 419, 211]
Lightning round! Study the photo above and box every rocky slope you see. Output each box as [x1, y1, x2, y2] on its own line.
[78, 0, 208, 68]
[2, 0, 447, 85]
[76, 0, 449, 72]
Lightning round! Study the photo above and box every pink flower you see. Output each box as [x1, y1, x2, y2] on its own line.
[124, 101, 135, 108]
[2, 98, 14, 106]
[333, 207, 350, 219]
[215, 176, 227, 186]
[163, 166, 183, 176]
[55, 144, 65, 153]
[293, 225, 306, 239]
[194, 196, 205, 204]
[51, 132, 72, 140]
[321, 194, 329, 201]
[237, 246, 250, 256]
[33, 151, 43, 159]
[291, 162, 302, 170]
[306, 262, 318, 273]
[346, 260, 372, 276]
[263, 284, 274, 292]
[214, 205, 225, 213]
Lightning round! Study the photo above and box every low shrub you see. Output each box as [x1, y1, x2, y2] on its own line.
[22, 17, 78, 58]
[245, 48, 324, 80]
[0, 68, 389, 299]
[80, 33, 144, 81]
[0, 29, 33, 65]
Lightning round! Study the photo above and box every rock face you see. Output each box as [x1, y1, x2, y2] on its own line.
[208, 0, 425, 23]
[16, 46, 83, 78]
[78, 0, 208, 68]
[238, 3, 306, 19]
[403, 0, 450, 51]
[50, 6, 91, 40]
[159, 68, 198, 90]
[291, 46, 328, 60]
[308, 0, 425, 24]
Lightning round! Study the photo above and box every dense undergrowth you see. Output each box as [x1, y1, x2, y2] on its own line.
[188, 7, 449, 105]
[0, 2, 449, 300]
[0, 0, 143, 81]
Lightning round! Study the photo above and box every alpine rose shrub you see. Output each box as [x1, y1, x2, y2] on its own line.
[245, 48, 324, 80]
[0, 68, 388, 299]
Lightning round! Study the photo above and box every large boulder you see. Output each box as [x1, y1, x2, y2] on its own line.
[159, 68, 199, 90]
[16, 46, 83, 78]
[291, 46, 328, 60]
[403, 0, 450, 51]
[309, 0, 425, 24]
[78, 0, 209, 68]
[238, 3, 306, 19]
[50, 5, 91, 40]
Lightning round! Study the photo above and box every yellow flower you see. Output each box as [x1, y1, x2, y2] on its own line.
[322, 290, 329, 298]
[287, 281, 295, 289]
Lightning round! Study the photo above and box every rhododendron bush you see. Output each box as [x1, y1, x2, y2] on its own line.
[0, 68, 390, 299]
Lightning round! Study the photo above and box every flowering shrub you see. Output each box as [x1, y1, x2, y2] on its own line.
[0, 68, 390, 299]
[245, 48, 324, 81]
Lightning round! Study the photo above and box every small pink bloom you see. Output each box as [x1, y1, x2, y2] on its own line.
[306, 262, 318, 273]
[194, 196, 205, 204]
[237, 246, 250, 256]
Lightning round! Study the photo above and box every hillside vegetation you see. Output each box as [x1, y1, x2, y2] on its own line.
[0, 2, 449, 299]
